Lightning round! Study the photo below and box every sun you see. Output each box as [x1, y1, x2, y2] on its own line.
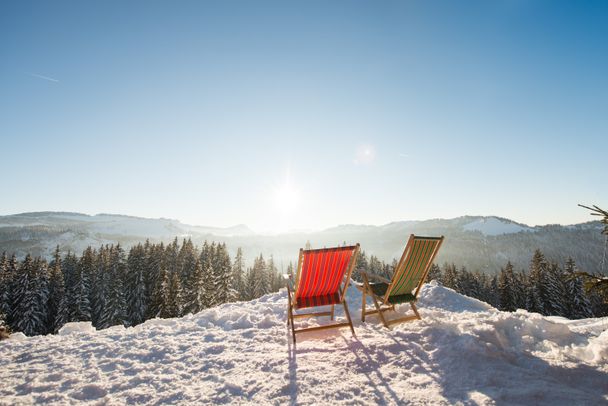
[274, 181, 299, 214]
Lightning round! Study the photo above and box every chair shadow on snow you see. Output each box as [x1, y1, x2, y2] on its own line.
[285, 298, 608, 405]
[385, 328, 608, 405]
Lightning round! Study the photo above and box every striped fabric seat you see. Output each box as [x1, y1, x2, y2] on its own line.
[358, 235, 444, 328]
[296, 292, 342, 309]
[295, 246, 356, 307]
[387, 237, 443, 298]
[286, 244, 360, 343]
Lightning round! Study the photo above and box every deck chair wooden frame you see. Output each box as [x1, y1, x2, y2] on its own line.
[357, 235, 444, 328]
[285, 244, 360, 343]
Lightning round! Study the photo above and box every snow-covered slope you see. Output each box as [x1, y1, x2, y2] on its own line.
[462, 216, 533, 236]
[1, 283, 606, 405]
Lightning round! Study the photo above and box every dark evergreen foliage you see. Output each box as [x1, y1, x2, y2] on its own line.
[1, 236, 602, 337]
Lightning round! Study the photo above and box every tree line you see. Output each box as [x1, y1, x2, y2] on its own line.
[0, 238, 284, 336]
[1, 238, 606, 338]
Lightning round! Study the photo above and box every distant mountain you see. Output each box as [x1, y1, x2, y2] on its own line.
[0, 212, 605, 275]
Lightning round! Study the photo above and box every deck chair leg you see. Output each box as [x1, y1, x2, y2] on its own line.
[342, 301, 356, 337]
[330, 304, 335, 321]
[361, 288, 367, 322]
[411, 302, 421, 320]
[372, 295, 390, 329]
[286, 289, 296, 343]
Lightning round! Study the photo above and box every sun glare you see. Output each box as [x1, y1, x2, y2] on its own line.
[274, 181, 299, 214]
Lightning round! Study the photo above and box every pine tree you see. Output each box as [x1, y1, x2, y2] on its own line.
[244, 267, 256, 301]
[199, 241, 215, 308]
[527, 250, 547, 314]
[4, 254, 18, 329]
[178, 238, 198, 312]
[441, 263, 460, 291]
[12, 255, 49, 335]
[127, 244, 147, 326]
[91, 245, 110, 328]
[252, 254, 269, 298]
[352, 251, 369, 282]
[68, 247, 94, 322]
[47, 246, 67, 333]
[544, 262, 567, 317]
[267, 255, 281, 292]
[145, 242, 164, 319]
[101, 245, 127, 327]
[564, 258, 593, 319]
[0, 252, 12, 328]
[186, 259, 205, 313]
[231, 248, 245, 301]
[427, 264, 442, 282]
[213, 243, 232, 305]
[166, 269, 182, 318]
[498, 262, 517, 312]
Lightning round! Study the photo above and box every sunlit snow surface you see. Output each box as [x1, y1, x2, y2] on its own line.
[1, 281, 607, 405]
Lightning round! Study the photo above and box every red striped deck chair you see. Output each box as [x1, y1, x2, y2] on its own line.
[284, 244, 360, 343]
[357, 235, 444, 328]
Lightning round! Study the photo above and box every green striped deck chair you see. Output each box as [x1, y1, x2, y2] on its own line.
[357, 235, 444, 328]
[284, 244, 360, 343]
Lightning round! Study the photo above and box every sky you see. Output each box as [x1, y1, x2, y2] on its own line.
[1, 1, 607, 233]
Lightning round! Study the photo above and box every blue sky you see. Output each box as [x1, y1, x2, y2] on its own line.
[1, 1, 607, 232]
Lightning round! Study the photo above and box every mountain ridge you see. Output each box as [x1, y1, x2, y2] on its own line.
[0, 211, 604, 275]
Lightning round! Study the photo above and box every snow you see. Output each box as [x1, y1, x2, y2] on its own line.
[1, 281, 607, 405]
[58, 322, 96, 336]
[463, 217, 533, 236]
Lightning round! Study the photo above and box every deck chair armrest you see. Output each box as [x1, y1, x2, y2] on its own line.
[362, 271, 391, 284]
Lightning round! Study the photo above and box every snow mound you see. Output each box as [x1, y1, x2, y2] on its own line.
[58, 321, 96, 336]
[463, 217, 532, 236]
[1, 283, 606, 405]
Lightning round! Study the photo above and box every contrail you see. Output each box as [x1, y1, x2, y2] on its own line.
[28, 72, 59, 83]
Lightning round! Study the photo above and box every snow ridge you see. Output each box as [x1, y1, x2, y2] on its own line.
[462, 216, 533, 236]
[1, 282, 606, 404]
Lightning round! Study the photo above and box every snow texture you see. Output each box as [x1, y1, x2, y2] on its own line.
[463, 217, 533, 236]
[1, 281, 607, 405]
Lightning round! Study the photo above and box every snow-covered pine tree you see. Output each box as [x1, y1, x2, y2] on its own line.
[513, 271, 528, 311]
[91, 245, 110, 328]
[498, 262, 517, 312]
[60, 252, 78, 323]
[441, 263, 460, 291]
[199, 241, 215, 308]
[244, 267, 256, 301]
[267, 255, 281, 292]
[178, 238, 198, 312]
[231, 248, 245, 300]
[166, 268, 182, 318]
[213, 243, 232, 305]
[544, 262, 567, 317]
[527, 250, 547, 314]
[101, 244, 127, 327]
[68, 247, 94, 322]
[150, 266, 170, 318]
[0, 252, 12, 328]
[127, 244, 147, 326]
[4, 254, 18, 329]
[427, 264, 442, 282]
[186, 259, 205, 313]
[351, 250, 369, 283]
[144, 242, 164, 319]
[12, 255, 49, 335]
[252, 254, 269, 299]
[47, 246, 67, 333]
[286, 262, 294, 280]
[564, 258, 593, 319]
